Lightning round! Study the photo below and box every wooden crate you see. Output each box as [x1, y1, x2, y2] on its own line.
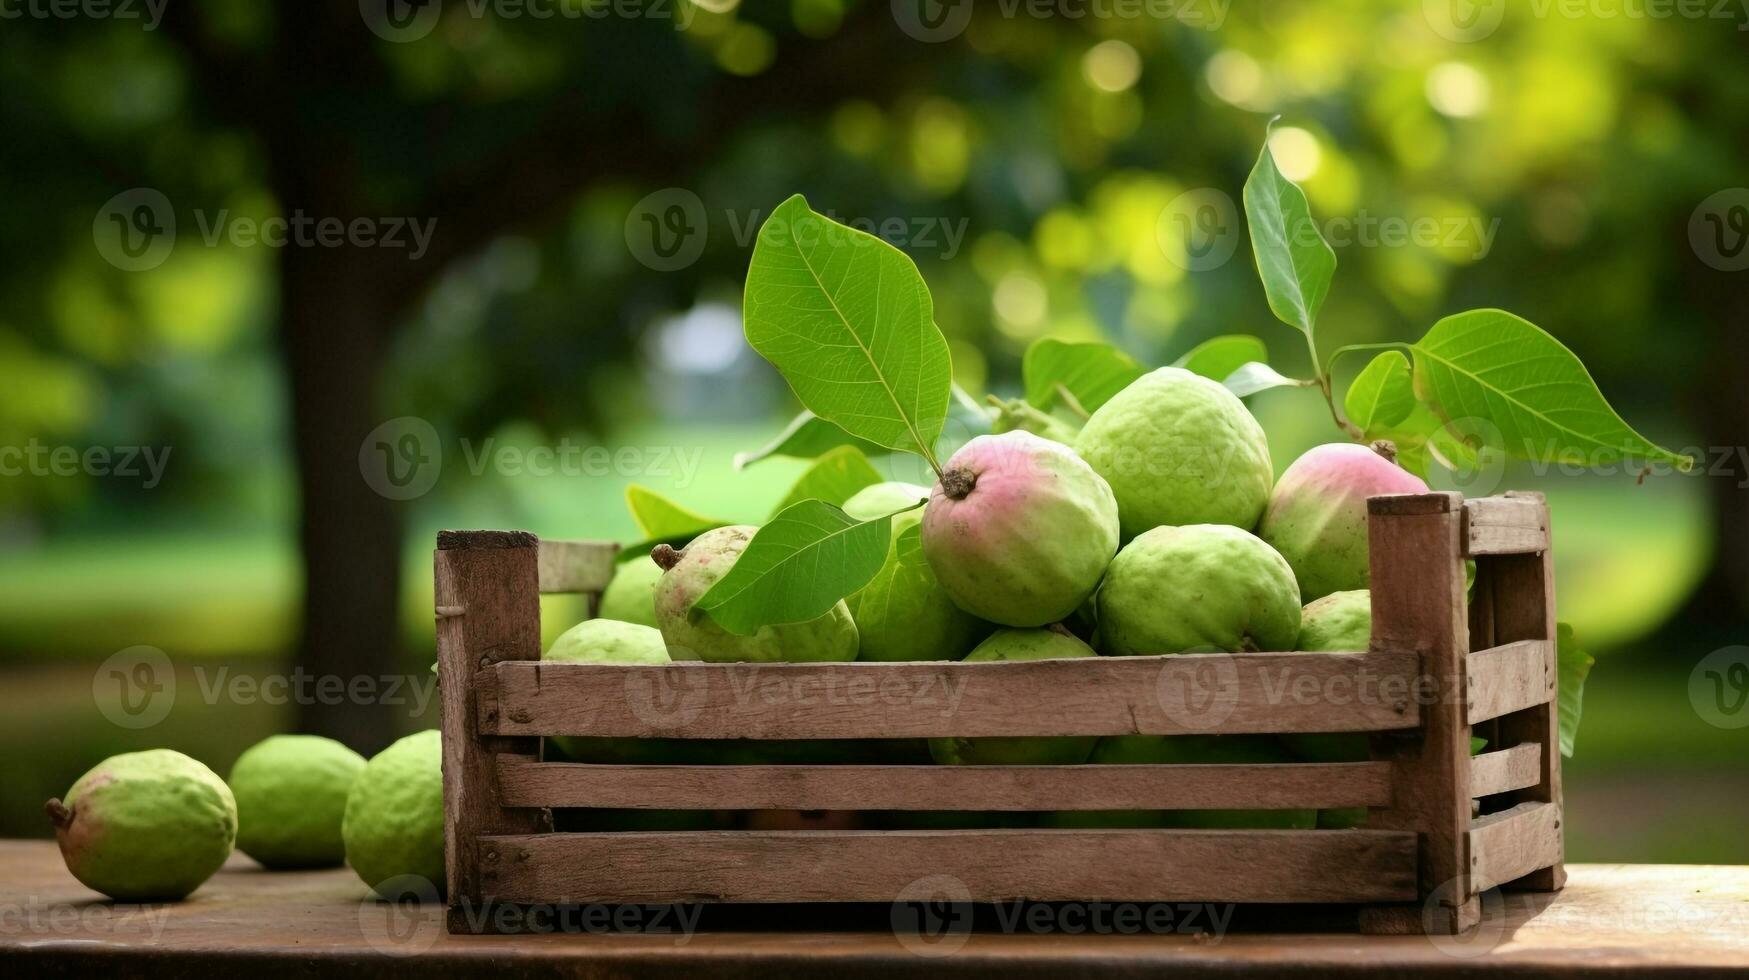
[434, 490, 1565, 935]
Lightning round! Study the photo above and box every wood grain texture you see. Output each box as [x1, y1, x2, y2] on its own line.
[1466, 640, 1555, 725]
[1468, 744, 1542, 799]
[1359, 491, 1480, 936]
[1469, 802, 1562, 890]
[475, 829, 1420, 905]
[476, 652, 1421, 740]
[495, 758, 1395, 811]
[434, 531, 552, 927]
[1464, 496, 1548, 556]
[537, 539, 619, 595]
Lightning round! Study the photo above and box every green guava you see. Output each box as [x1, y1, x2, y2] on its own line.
[598, 557, 664, 627]
[1297, 589, 1372, 652]
[543, 617, 674, 764]
[1048, 735, 1316, 829]
[843, 482, 990, 662]
[920, 431, 1120, 627]
[342, 730, 444, 898]
[928, 628, 1100, 766]
[46, 749, 236, 900]
[1097, 524, 1301, 655]
[987, 395, 1080, 445]
[1075, 367, 1274, 536]
[1256, 442, 1430, 602]
[229, 735, 365, 869]
[653, 525, 858, 663]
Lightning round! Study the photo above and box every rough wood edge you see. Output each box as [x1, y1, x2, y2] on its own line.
[1464, 496, 1549, 556]
[536, 539, 619, 595]
[1466, 640, 1556, 725]
[1468, 743, 1542, 799]
[494, 758, 1396, 811]
[438, 529, 537, 550]
[1469, 801, 1563, 891]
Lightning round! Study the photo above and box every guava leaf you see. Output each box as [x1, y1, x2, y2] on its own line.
[625, 485, 724, 540]
[694, 498, 894, 635]
[846, 521, 931, 640]
[1222, 361, 1306, 399]
[1345, 351, 1417, 435]
[733, 410, 889, 469]
[1557, 621, 1594, 758]
[1411, 309, 1694, 471]
[772, 445, 884, 515]
[1021, 339, 1145, 414]
[1173, 335, 1269, 385]
[1243, 125, 1336, 334]
[742, 194, 952, 467]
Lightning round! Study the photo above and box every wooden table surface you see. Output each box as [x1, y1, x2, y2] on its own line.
[1, 841, 1743, 978]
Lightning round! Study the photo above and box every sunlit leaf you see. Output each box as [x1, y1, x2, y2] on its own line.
[733, 410, 888, 469]
[1345, 351, 1416, 434]
[625, 485, 723, 540]
[1557, 621, 1594, 758]
[1222, 361, 1306, 398]
[694, 499, 894, 634]
[772, 445, 884, 514]
[1243, 126, 1336, 334]
[1173, 335, 1269, 385]
[1022, 339, 1144, 414]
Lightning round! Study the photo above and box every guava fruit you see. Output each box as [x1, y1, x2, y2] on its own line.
[653, 525, 858, 663]
[1097, 524, 1301, 655]
[342, 730, 444, 898]
[928, 628, 1100, 766]
[843, 482, 990, 662]
[920, 431, 1120, 628]
[230, 735, 365, 869]
[987, 395, 1079, 445]
[544, 618, 674, 764]
[1296, 589, 1372, 652]
[45, 749, 236, 900]
[598, 557, 664, 627]
[1049, 735, 1316, 829]
[1075, 367, 1273, 536]
[1257, 441, 1430, 602]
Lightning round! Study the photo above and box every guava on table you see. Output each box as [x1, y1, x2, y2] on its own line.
[1075, 367, 1273, 536]
[1048, 735, 1316, 829]
[230, 735, 364, 869]
[342, 730, 444, 898]
[1257, 441, 1429, 602]
[653, 525, 858, 663]
[45, 749, 236, 901]
[928, 628, 1100, 766]
[598, 557, 664, 627]
[1096, 524, 1301, 655]
[843, 481, 991, 662]
[920, 431, 1120, 628]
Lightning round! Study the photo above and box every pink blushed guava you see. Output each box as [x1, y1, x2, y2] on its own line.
[1096, 524, 1301, 655]
[1257, 442, 1430, 602]
[920, 431, 1119, 628]
[843, 482, 989, 662]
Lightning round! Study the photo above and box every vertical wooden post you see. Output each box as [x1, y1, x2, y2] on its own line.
[1359, 492, 1478, 935]
[1477, 491, 1565, 891]
[435, 530, 551, 933]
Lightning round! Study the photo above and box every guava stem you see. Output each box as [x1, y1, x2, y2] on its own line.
[1045, 623, 1075, 639]
[44, 798, 71, 830]
[650, 544, 682, 571]
[939, 466, 977, 501]
[1370, 439, 1399, 464]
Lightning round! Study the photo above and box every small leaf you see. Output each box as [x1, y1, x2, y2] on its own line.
[1556, 622, 1594, 759]
[1022, 339, 1145, 414]
[743, 194, 952, 465]
[1173, 335, 1269, 385]
[772, 446, 884, 515]
[694, 499, 895, 634]
[1222, 361, 1306, 399]
[1345, 351, 1416, 434]
[625, 485, 724, 540]
[733, 411, 889, 469]
[1243, 126, 1336, 333]
[1412, 309, 1693, 471]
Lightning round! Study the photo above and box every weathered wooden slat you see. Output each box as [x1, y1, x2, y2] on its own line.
[475, 829, 1420, 905]
[1469, 801, 1562, 889]
[536, 540, 619, 595]
[1467, 640, 1555, 725]
[1464, 495, 1548, 556]
[477, 651, 1422, 740]
[495, 757, 1395, 812]
[1468, 743, 1542, 798]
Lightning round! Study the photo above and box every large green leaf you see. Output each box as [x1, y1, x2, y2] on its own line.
[1243, 130, 1336, 334]
[1022, 339, 1145, 414]
[1556, 622, 1594, 759]
[772, 445, 884, 515]
[625, 485, 724, 540]
[694, 499, 894, 635]
[1411, 310, 1693, 471]
[1345, 351, 1416, 435]
[733, 410, 889, 470]
[742, 194, 952, 465]
[1172, 335, 1269, 385]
